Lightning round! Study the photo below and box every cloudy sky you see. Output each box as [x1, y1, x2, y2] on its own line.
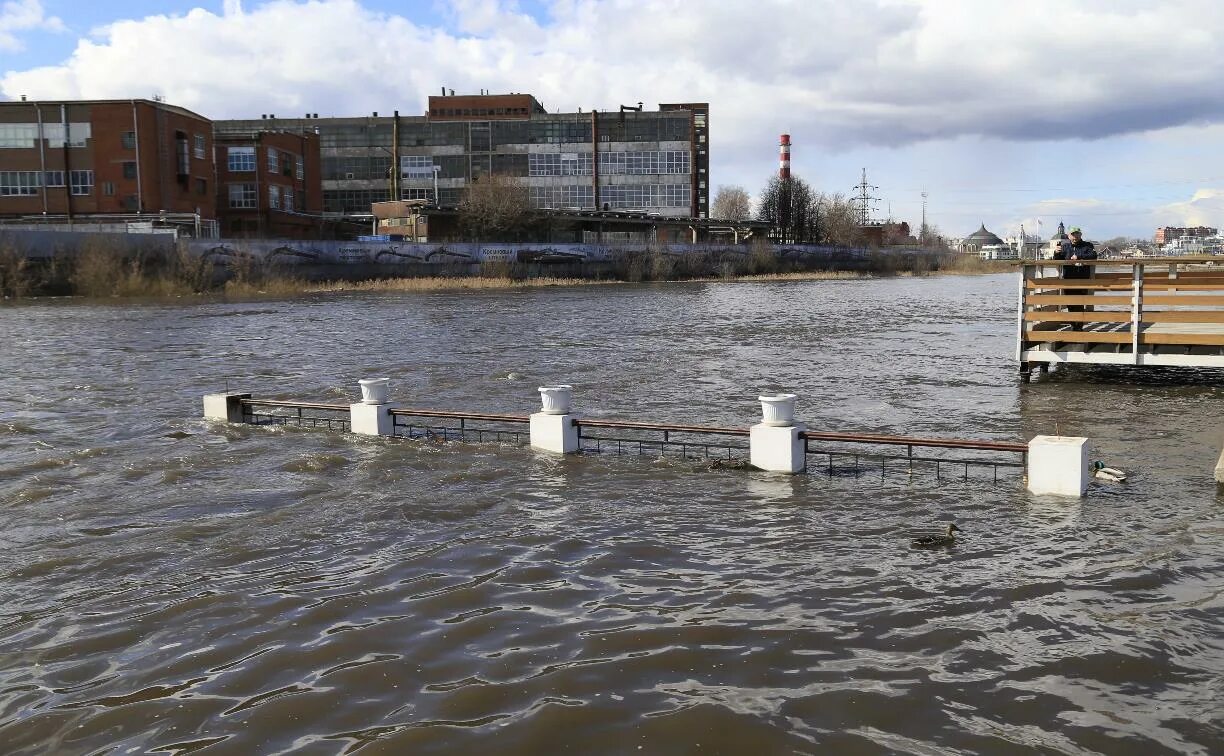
[4, 0, 1224, 240]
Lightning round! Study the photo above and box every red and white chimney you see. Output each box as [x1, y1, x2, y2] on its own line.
[779, 134, 791, 180]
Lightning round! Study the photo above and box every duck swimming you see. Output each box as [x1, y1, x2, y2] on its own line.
[911, 523, 961, 549]
[1093, 461, 1127, 483]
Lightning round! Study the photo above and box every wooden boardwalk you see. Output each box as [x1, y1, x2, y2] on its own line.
[1017, 257, 1224, 379]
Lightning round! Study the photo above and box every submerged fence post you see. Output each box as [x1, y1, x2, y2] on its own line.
[530, 385, 579, 454]
[350, 378, 398, 436]
[203, 392, 250, 423]
[1026, 435, 1090, 496]
[750, 393, 806, 474]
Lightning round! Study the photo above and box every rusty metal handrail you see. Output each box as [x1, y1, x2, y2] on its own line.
[389, 408, 530, 424]
[799, 430, 1026, 453]
[573, 418, 749, 437]
[242, 399, 349, 411]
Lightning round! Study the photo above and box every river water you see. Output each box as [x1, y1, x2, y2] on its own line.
[1, 274, 1223, 754]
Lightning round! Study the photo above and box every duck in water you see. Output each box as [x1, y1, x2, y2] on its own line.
[911, 523, 961, 549]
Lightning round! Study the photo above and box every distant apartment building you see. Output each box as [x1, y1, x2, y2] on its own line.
[213, 93, 710, 222]
[1155, 226, 1218, 246]
[213, 128, 322, 238]
[0, 98, 216, 226]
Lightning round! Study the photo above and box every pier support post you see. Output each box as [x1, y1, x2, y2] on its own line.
[750, 422, 807, 473]
[350, 401, 398, 436]
[203, 392, 250, 423]
[1214, 444, 1224, 486]
[530, 385, 579, 454]
[1027, 435, 1090, 497]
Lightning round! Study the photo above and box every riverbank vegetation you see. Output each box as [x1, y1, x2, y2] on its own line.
[0, 236, 1010, 301]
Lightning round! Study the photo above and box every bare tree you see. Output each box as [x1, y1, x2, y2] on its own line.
[458, 174, 533, 241]
[812, 192, 862, 247]
[757, 175, 816, 243]
[711, 185, 751, 221]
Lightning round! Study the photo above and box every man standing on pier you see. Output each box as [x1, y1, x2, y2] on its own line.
[1053, 226, 1098, 328]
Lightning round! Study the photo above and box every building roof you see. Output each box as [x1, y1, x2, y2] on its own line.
[0, 97, 210, 122]
[965, 224, 1004, 245]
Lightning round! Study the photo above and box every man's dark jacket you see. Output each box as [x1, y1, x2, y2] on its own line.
[1053, 239, 1097, 279]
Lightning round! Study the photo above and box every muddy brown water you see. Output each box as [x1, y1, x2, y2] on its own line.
[2, 274, 1223, 754]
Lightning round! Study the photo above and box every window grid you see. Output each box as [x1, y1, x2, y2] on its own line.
[598, 183, 690, 209]
[228, 146, 256, 172]
[400, 188, 434, 201]
[269, 185, 281, 209]
[598, 151, 689, 175]
[0, 171, 41, 196]
[400, 155, 436, 178]
[268, 148, 279, 174]
[229, 183, 257, 209]
[44, 170, 64, 187]
[70, 170, 94, 195]
[530, 184, 594, 209]
[284, 189, 295, 212]
[528, 152, 593, 177]
[296, 156, 304, 180]
[194, 134, 206, 159]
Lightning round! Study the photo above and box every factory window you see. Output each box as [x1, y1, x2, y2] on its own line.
[400, 155, 436, 178]
[44, 170, 65, 187]
[194, 134, 206, 159]
[228, 182, 257, 209]
[268, 148, 279, 173]
[284, 188, 294, 212]
[69, 170, 94, 195]
[296, 156, 304, 180]
[598, 151, 689, 175]
[694, 114, 707, 128]
[529, 184, 594, 209]
[269, 185, 281, 209]
[121, 131, 136, 149]
[528, 152, 593, 176]
[0, 124, 35, 148]
[122, 161, 137, 179]
[322, 188, 392, 213]
[0, 171, 41, 196]
[228, 146, 256, 172]
[42, 123, 91, 148]
[598, 183, 690, 209]
[195, 178, 208, 195]
[401, 187, 433, 201]
[102, 181, 115, 196]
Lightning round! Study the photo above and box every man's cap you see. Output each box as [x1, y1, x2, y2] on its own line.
[1069, 226, 1083, 234]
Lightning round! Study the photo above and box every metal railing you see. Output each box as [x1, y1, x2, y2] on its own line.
[389, 408, 530, 444]
[240, 399, 351, 431]
[232, 398, 1028, 483]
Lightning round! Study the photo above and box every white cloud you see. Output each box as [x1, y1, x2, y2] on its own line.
[0, 0, 64, 52]
[5, 0, 1224, 149]
[1155, 188, 1224, 228]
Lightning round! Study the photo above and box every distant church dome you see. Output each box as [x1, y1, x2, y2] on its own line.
[965, 224, 1005, 246]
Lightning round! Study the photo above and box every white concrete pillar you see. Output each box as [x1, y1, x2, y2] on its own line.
[530, 412, 579, 453]
[203, 392, 250, 423]
[350, 401, 399, 436]
[750, 422, 807, 473]
[530, 384, 579, 453]
[1214, 443, 1224, 485]
[1027, 435, 1090, 497]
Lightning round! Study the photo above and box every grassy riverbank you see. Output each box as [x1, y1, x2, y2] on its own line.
[1, 239, 1012, 300]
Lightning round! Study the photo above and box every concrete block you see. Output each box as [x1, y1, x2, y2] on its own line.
[203, 392, 250, 423]
[350, 402, 399, 436]
[1027, 435, 1090, 497]
[750, 422, 807, 474]
[530, 412, 578, 454]
[1215, 445, 1224, 484]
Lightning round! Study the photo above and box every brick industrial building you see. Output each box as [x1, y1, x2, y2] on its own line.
[213, 127, 322, 238]
[214, 92, 710, 221]
[0, 98, 216, 226]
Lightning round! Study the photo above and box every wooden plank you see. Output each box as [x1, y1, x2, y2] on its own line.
[1145, 295, 1224, 306]
[1141, 311, 1224, 324]
[1027, 280, 1224, 291]
[1143, 332, 1224, 346]
[1024, 312, 1131, 323]
[1023, 331, 1132, 344]
[1027, 295, 1130, 305]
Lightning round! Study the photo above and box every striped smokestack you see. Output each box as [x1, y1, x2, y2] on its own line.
[779, 134, 791, 180]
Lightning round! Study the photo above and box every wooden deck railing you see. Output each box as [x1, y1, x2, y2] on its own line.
[1017, 258, 1224, 368]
